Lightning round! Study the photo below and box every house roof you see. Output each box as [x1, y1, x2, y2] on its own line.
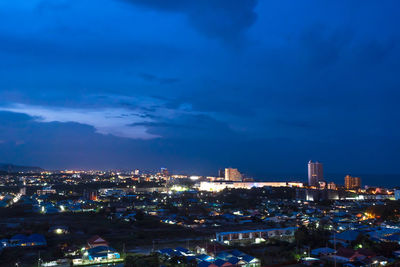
[214, 259, 233, 267]
[242, 254, 257, 263]
[10, 234, 46, 243]
[336, 230, 360, 241]
[356, 248, 376, 258]
[337, 248, 356, 258]
[387, 235, 400, 242]
[10, 234, 26, 241]
[175, 246, 190, 253]
[87, 235, 107, 245]
[344, 261, 367, 267]
[311, 247, 336, 255]
[216, 251, 231, 260]
[88, 246, 116, 254]
[227, 257, 240, 264]
[230, 249, 245, 257]
[198, 261, 218, 267]
[196, 254, 213, 261]
[27, 234, 46, 243]
[159, 248, 179, 257]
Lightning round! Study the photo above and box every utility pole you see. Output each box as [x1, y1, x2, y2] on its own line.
[334, 233, 337, 267]
[38, 251, 41, 267]
[213, 233, 216, 264]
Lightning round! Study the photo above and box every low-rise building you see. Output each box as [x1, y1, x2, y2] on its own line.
[216, 227, 297, 245]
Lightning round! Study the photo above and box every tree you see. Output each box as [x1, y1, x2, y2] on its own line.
[352, 234, 374, 250]
[125, 254, 160, 267]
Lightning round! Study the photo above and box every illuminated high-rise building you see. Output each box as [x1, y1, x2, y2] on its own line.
[344, 175, 361, 190]
[160, 168, 169, 177]
[308, 160, 323, 187]
[327, 182, 337, 190]
[19, 187, 26, 196]
[84, 190, 98, 201]
[225, 168, 242, 181]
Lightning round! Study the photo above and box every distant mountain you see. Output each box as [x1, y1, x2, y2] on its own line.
[0, 163, 44, 173]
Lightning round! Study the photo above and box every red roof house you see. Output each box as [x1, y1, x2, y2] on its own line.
[87, 235, 109, 248]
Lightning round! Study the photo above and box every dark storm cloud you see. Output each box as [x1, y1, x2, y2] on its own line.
[0, 30, 182, 68]
[0, 111, 34, 126]
[355, 39, 398, 65]
[36, 0, 71, 12]
[300, 25, 354, 68]
[274, 119, 315, 129]
[130, 113, 238, 140]
[165, 88, 257, 117]
[121, 0, 258, 41]
[137, 73, 180, 85]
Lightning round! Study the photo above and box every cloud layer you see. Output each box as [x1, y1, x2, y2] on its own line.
[0, 0, 399, 181]
[122, 0, 258, 41]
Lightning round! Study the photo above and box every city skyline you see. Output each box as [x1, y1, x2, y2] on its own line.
[2, 2, 400, 266]
[0, 161, 395, 188]
[0, 1, 399, 183]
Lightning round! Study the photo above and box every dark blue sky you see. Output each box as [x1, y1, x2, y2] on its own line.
[0, 0, 399, 184]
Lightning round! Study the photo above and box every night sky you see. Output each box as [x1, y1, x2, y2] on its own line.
[0, 1, 399, 185]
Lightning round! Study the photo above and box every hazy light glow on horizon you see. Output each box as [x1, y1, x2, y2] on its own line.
[0, 0, 399, 182]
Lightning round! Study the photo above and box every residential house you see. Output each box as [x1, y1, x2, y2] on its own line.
[84, 246, 120, 261]
[87, 235, 109, 248]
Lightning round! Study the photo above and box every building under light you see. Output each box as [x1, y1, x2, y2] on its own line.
[225, 168, 242, 181]
[308, 160, 323, 187]
[198, 181, 303, 192]
[160, 168, 169, 177]
[344, 175, 361, 190]
[327, 182, 337, 190]
[216, 227, 297, 245]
